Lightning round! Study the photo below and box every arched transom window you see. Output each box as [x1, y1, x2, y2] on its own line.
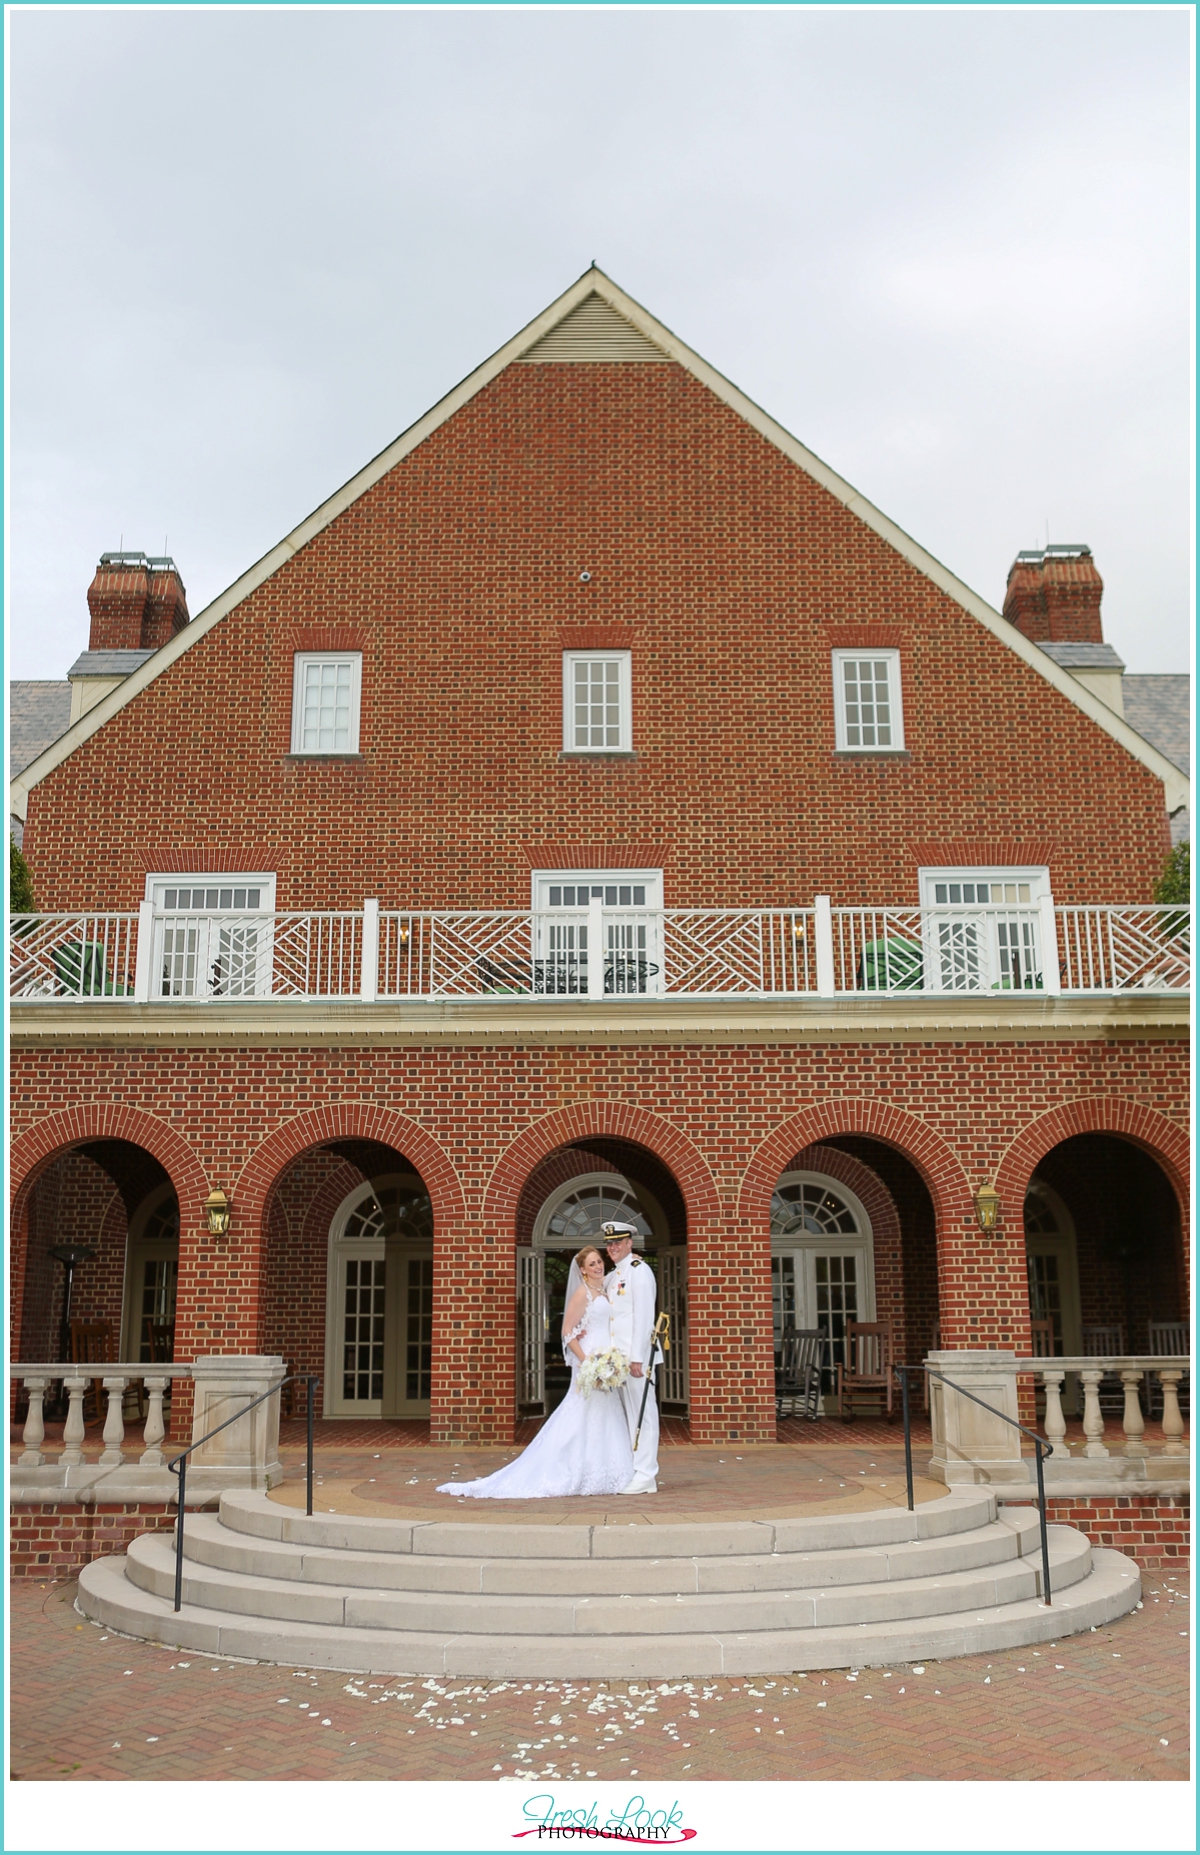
[770, 1179, 861, 1241]
[533, 1173, 658, 1249]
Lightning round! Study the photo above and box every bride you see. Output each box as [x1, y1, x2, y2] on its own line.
[437, 1245, 635, 1499]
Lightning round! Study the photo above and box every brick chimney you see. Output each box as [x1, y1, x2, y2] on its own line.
[1002, 544, 1104, 644]
[86, 551, 189, 651]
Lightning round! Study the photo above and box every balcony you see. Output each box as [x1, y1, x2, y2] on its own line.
[8, 897, 1190, 1003]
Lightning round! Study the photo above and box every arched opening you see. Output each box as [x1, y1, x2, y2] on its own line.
[15, 1140, 179, 1368]
[1025, 1133, 1187, 1359]
[260, 1140, 434, 1421]
[770, 1171, 877, 1381]
[515, 1140, 688, 1418]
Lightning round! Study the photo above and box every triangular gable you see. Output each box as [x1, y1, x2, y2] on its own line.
[11, 265, 1189, 821]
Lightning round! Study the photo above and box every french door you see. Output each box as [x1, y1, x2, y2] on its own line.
[657, 1247, 689, 1409]
[772, 1246, 871, 1377]
[148, 877, 275, 999]
[920, 870, 1047, 994]
[326, 1241, 433, 1417]
[532, 872, 664, 996]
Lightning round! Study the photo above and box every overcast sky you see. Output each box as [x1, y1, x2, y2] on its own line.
[7, 5, 1193, 681]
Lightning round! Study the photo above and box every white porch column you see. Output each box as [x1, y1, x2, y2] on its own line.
[1038, 894, 1061, 995]
[813, 895, 835, 997]
[587, 896, 605, 1001]
[133, 898, 155, 1002]
[927, 1350, 1026, 1486]
[361, 899, 379, 1003]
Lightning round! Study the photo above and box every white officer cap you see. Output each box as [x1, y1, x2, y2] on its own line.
[600, 1219, 644, 1246]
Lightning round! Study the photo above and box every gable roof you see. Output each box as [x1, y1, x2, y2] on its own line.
[10, 265, 1189, 822]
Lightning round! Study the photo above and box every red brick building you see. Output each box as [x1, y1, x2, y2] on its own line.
[9, 267, 1190, 1447]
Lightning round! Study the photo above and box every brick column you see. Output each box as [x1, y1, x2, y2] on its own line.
[687, 1214, 775, 1446]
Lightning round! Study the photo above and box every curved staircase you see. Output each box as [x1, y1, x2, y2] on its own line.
[77, 1487, 1140, 1678]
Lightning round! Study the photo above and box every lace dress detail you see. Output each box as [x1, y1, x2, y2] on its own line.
[437, 1291, 634, 1500]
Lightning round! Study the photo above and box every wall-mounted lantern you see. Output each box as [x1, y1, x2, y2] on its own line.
[973, 1183, 1001, 1232]
[202, 1188, 231, 1236]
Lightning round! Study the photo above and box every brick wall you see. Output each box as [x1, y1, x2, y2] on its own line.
[9, 1502, 183, 1578]
[10, 1033, 1188, 1447]
[20, 364, 1171, 917]
[1030, 1493, 1190, 1571]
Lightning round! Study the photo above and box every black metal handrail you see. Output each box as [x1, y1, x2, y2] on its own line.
[167, 1374, 318, 1613]
[896, 1364, 1054, 1606]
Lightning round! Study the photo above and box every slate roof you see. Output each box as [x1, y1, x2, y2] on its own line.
[1122, 675, 1191, 777]
[10, 681, 71, 779]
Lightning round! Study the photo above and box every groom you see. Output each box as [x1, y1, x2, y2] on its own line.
[602, 1221, 659, 1495]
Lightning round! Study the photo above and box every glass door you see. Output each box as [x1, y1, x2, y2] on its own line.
[532, 872, 663, 996]
[149, 877, 275, 999]
[517, 1248, 546, 1411]
[920, 870, 1046, 993]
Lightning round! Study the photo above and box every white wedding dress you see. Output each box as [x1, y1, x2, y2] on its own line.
[437, 1289, 635, 1500]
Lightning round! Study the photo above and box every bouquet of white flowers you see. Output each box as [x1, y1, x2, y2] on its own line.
[576, 1347, 630, 1398]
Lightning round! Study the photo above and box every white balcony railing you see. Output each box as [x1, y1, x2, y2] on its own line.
[8, 899, 1190, 1002]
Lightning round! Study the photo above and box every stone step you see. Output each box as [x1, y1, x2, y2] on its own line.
[217, 1485, 1000, 1558]
[178, 1508, 1044, 1596]
[120, 1524, 1093, 1635]
[75, 1546, 1141, 1678]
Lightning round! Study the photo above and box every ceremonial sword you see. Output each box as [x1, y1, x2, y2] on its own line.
[633, 1311, 670, 1453]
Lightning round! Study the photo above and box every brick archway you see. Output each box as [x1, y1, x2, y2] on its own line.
[484, 1101, 721, 1231]
[10, 1105, 209, 1231]
[994, 1098, 1190, 1222]
[737, 1100, 971, 1231]
[234, 1104, 465, 1238]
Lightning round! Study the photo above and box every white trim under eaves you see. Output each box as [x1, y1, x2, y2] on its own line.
[8, 265, 1189, 823]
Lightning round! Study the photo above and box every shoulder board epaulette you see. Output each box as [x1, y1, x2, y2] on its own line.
[630, 1256, 641, 1267]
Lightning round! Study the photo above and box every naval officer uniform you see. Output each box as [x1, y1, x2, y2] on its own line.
[602, 1222, 660, 1494]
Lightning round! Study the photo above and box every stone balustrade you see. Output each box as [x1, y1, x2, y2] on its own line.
[10, 1356, 286, 1500]
[928, 1349, 1190, 1491]
[15, 1365, 187, 1472]
[1019, 1356, 1190, 1463]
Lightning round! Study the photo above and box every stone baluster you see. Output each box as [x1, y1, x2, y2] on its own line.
[1119, 1368, 1145, 1457]
[59, 1375, 89, 1467]
[1157, 1370, 1188, 1457]
[98, 1376, 130, 1466]
[1040, 1368, 1068, 1456]
[19, 1375, 48, 1466]
[140, 1375, 170, 1468]
[1079, 1367, 1109, 1458]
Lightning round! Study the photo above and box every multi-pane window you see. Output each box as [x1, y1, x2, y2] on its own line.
[832, 649, 903, 751]
[920, 868, 1049, 993]
[291, 652, 362, 753]
[148, 875, 275, 999]
[562, 651, 631, 752]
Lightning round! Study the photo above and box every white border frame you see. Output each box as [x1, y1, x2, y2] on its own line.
[143, 871, 277, 907]
[529, 867, 663, 908]
[562, 649, 632, 753]
[832, 647, 905, 753]
[290, 651, 362, 755]
[917, 864, 1049, 905]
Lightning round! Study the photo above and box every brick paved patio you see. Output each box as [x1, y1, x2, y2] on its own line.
[9, 1569, 1188, 1782]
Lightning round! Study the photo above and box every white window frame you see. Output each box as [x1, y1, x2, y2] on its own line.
[145, 872, 276, 1000]
[832, 648, 904, 752]
[918, 866, 1050, 994]
[918, 867, 1049, 907]
[291, 651, 362, 755]
[562, 650, 632, 753]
